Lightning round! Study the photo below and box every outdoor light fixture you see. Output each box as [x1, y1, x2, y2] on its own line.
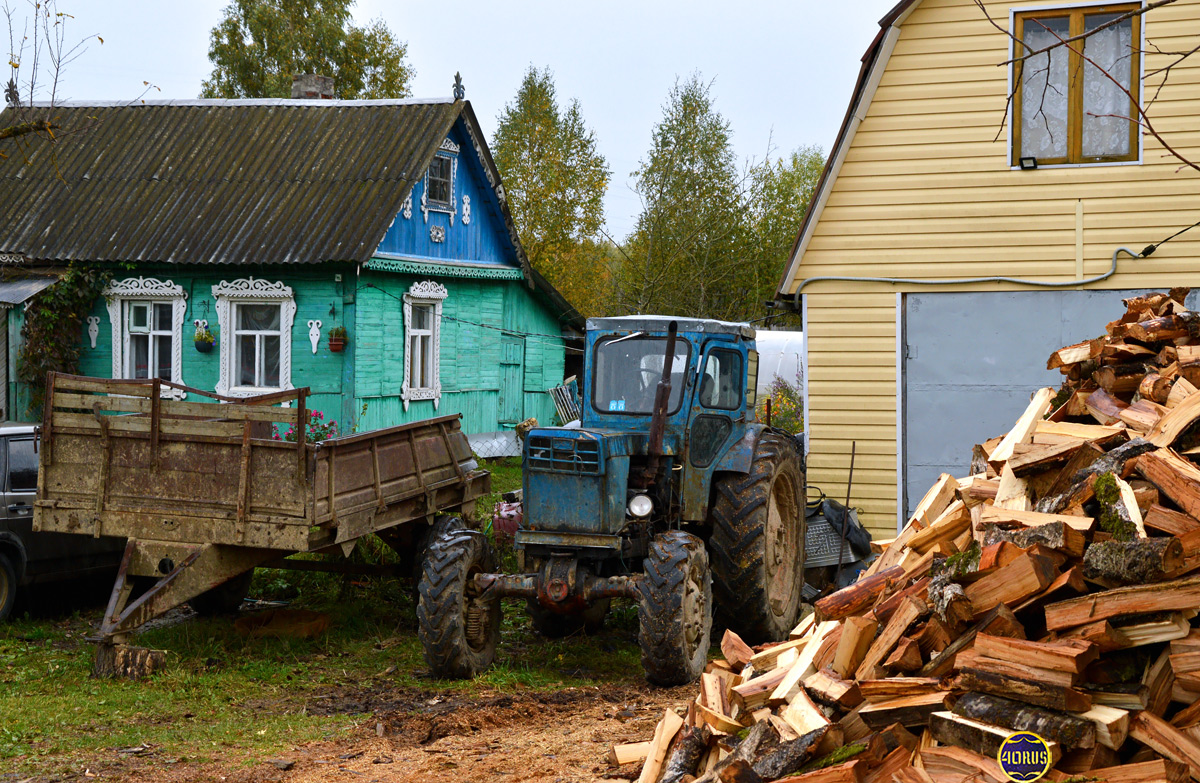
[628, 494, 653, 518]
[1019, 156, 1039, 170]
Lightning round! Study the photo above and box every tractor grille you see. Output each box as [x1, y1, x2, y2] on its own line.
[527, 436, 601, 474]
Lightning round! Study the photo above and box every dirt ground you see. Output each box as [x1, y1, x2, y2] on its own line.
[59, 682, 692, 783]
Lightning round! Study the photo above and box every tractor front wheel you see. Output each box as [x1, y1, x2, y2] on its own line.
[417, 529, 501, 678]
[637, 531, 712, 686]
[709, 431, 806, 643]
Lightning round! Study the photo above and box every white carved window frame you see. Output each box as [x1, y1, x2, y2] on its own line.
[103, 277, 188, 399]
[402, 281, 448, 411]
[213, 278, 296, 397]
[420, 138, 460, 225]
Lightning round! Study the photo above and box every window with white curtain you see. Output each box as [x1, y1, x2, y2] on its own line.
[1013, 5, 1140, 166]
[103, 277, 188, 398]
[212, 278, 296, 397]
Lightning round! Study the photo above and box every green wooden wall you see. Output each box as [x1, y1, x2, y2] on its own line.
[353, 268, 566, 434]
[11, 263, 568, 441]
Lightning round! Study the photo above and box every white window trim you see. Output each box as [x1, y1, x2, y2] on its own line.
[420, 140, 459, 225]
[1006, 0, 1146, 169]
[402, 280, 448, 411]
[213, 277, 296, 397]
[103, 277, 188, 399]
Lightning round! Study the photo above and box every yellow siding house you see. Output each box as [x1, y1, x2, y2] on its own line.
[777, 0, 1200, 540]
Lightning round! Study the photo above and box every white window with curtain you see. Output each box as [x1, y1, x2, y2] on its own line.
[1012, 4, 1141, 166]
[213, 278, 296, 396]
[402, 280, 448, 410]
[103, 277, 188, 398]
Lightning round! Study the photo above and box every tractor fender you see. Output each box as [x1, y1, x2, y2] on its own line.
[0, 531, 27, 582]
[712, 424, 766, 475]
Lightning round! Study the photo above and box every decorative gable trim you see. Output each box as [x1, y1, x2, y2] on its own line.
[365, 257, 523, 280]
[102, 277, 188, 399]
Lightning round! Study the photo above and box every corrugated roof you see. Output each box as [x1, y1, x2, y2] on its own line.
[0, 99, 463, 265]
[0, 275, 56, 307]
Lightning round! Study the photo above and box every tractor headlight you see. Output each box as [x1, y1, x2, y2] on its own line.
[628, 494, 654, 518]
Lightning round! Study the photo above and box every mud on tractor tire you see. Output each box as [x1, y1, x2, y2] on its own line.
[708, 431, 806, 643]
[638, 531, 712, 686]
[417, 529, 501, 678]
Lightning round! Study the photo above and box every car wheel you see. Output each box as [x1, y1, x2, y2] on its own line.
[0, 551, 17, 621]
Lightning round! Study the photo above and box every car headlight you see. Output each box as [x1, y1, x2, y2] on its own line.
[628, 494, 654, 518]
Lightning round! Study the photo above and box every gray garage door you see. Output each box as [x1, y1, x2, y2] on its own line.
[902, 288, 1198, 522]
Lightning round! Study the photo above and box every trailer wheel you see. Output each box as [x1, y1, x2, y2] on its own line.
[526, 598, 610, 638]
[188, 570, 253, 616]
[638, 531, 711, 686]
[417, 530, 500, 678]
[0, 552, 15, 621]
[708, 431, 806, 642]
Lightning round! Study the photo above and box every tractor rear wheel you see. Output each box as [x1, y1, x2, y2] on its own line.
[709, 431, 806, 643]
[637, 531, 711, 686]
[417, 529, 501, 678]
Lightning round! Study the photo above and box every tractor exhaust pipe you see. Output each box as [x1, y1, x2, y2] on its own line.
[642, 320, 678, 484]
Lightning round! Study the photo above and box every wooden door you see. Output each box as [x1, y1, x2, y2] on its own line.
[499, 335, 524, 425]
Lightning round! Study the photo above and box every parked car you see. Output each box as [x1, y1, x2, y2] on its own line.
[0, 424, 125, 620]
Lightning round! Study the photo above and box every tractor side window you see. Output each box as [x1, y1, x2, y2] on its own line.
[699, 349, 743, 411]
[592, 336, 690, 415]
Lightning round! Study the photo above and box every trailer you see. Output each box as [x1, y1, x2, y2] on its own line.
[32, 373, 489, 676]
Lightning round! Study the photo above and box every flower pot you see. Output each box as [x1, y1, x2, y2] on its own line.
[328, 337, 346, 353]
[194, 339, 215, 354]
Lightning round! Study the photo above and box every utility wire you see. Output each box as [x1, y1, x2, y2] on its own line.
[1142, 217, 1200, 256]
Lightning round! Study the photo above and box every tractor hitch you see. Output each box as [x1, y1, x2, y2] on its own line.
[474, 561, 641, 612]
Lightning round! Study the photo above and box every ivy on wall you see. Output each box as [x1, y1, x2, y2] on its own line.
[17, 263, 113, 416]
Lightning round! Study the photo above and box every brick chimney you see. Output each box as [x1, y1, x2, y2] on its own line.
[291, 74, 335, 100]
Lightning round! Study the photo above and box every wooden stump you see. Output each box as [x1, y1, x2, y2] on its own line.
[93, 642, 166, 679]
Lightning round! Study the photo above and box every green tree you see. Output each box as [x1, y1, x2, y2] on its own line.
[747, 145, 824, 310]
[615, 74, 752, 321]
[199, 0, 414, 99]
[492, 66, 610, 314]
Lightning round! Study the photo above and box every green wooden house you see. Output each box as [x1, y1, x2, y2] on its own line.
[0, 90, 581, 453]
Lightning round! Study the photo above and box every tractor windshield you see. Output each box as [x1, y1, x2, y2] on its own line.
[592, 336, 691, 415]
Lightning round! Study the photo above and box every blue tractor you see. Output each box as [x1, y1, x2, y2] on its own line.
[417, 316, 814, 685]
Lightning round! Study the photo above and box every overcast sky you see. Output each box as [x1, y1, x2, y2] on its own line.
[37, 0, 897, 238]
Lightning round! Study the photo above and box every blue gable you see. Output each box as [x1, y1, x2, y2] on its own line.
[372, 120, 519, 272]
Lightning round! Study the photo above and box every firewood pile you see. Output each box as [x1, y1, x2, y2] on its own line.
[616, 289, 1200, 783]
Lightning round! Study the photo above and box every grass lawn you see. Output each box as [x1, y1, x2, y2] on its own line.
[0, 456, 645, 777]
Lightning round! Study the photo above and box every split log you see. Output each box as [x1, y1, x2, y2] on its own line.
[872, 577, 931, 626]
[1138, 448, 1200, 520]
[1095, 362, 1153, 396]
[855, 596, 928, 681]
[732, 666, 790, 712]
[784, 759, 865, 783]
[805, 669, 862, 709]
[1055, 744, 1121, 774]
[954, 668, 1091, 712]
[1075, 704, 1131, 750]
[863, 747, 909, 783]
[918, 604, 1023, 678]
[1145, 504, 1200, 537]
[751, 727, 830, 781]
[963, 551, 1058, 615]
[749, 638, 807, 673]
[780, 690, 832, 738]
[954, 650, 1076, 688]
[636, 709, 686, 783]
[772, 621, 841, 704]
[1085, 759, 1190, 783]
[814, 566, 906, 623]
[660, 724, 712, 783]
[951, 692, 1094, 749]
[610, 741, 652, 767]
[1044, 573, 1200, 631]
[1083, 536, 1184, 585]
[993, 465, 1031, 511]
[919, 746, 1007, 783]
[1170, 377, 1200, 408]
[858, 692, 950, 729]
[927, 577, 972, 629]
[979, 505, 1097, 533]
[1087, 387, 1131, 425]
[858, 678, 944, 704]
[831, 616, 878, 680]
[1034, 441, 1109, 512]
[1142, 372, 1176, 404]
[721, 629, 755, 670]
[989, 388, 1055, 467]
[907, 473, 959, 529]
[972, 633, 1096, 674]
[1007, 439, 1088, 477]
[1128, 711, 1200, 781]
[1122, 399, 1169, 433]
[1049, 341, 1098, 369]
[930, 711, 1061, 761]
[981, 522, 1084, 557]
